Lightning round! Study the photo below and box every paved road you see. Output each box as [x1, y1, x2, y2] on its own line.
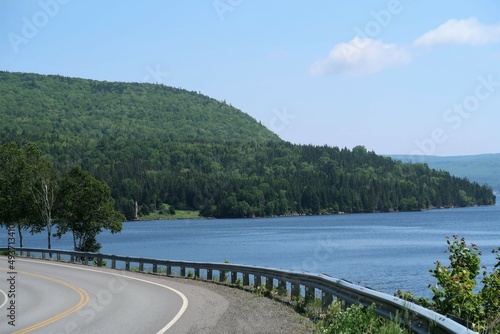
[0, 258, 194, 333]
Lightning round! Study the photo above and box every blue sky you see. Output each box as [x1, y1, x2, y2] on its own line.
[1, 1, 499, 156]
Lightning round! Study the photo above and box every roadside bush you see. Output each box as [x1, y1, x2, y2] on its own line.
[93, 258, 107, 267]
[316, 303, 408, 334]
[396, 236, 500, 332]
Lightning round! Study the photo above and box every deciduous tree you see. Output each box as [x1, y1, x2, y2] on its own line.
[23, 143, 58, 250]
[54, 166, 124, 252]
[0, 143, 38, 247]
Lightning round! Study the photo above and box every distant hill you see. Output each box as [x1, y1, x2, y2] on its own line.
[390, 154, 500, 193]
[0, 71, 280, 147]
[0, 71, 495, 219]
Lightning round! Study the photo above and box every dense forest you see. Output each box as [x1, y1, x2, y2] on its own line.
[0, 71, 495, 220]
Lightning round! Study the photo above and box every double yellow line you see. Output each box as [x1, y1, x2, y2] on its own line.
[0, 267, 90, 334]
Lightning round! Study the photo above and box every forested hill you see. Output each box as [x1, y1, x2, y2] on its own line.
[0, 71, 495, 220]
[0, 71, 280, 145]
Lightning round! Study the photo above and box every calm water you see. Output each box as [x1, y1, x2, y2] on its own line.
[2, 205, 499, 297]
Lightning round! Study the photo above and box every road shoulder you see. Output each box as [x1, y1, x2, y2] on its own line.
[140, 274, 315, 334]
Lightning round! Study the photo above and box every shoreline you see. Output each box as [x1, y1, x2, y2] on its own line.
[131, 203, 496, 223]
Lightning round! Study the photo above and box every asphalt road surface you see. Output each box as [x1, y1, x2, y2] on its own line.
[0, 258, 209, 333]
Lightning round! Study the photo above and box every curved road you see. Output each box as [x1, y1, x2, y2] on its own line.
[0, 258, 230, 333]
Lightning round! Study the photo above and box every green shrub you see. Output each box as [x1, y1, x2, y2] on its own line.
[396, 236, 500, 332]
[93, 258, 107, 267]
[255, 284, 271, 297]
[317, 303, 409, 334]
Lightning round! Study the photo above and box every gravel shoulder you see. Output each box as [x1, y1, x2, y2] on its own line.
[148, 275, 316, 334]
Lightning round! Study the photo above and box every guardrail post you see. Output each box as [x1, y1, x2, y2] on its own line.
[322, 291, 333, 308]
[27, 251, 31, 257]
[180, 267, 186, 277]
[111, 259, 116, 269]
[291, 282, 300, 299]
[290, 282, 300, 297]
[57, 253, 61, 261]
[207, 269, 213, 280]
[125, 261, 130, 271]
[278, 280, 287, 296]
[194, 268, 200, 279]
[139, 262, 144, 272]
[152, 263, 157, 273]
[341, 300, 352, 311]
[167, 266, 172, 276]
[243, 273, 249, 286]
[219, 270, 226, 282]
[42, 252, 46, 259]
[266, 277, 273, 291]
[254, 275, 261, 288]
[305, 286, 315, 301]
[231, 271, 237, 284]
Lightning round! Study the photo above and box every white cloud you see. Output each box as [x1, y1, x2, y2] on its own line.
[414, 17, 500, 47]
[309, 37, 412, 76]
[310, 18, 500, 77]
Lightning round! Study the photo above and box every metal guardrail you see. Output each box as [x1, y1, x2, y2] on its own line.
[4, 247, 475, 334]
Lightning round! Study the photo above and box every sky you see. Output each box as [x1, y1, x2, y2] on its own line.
[1, 0, 500, 157]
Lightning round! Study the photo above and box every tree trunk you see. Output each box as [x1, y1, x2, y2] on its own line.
[17, 223, 23, 248]
[47, 225, 52, 258]
[46, 214, 52, 251]
[47, 227, 51, 249]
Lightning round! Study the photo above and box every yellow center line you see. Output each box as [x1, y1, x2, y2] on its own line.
[0, 267, 90, 334]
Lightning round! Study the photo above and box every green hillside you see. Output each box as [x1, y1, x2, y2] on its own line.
[0, 71, 279, 146]
[391, 154, 500, 193]
[0, 71, 495, 220]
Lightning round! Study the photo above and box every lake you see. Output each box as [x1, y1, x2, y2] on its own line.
[2, 205, 499, 298]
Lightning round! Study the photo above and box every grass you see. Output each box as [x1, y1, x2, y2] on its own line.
[138, 204, 201, 220]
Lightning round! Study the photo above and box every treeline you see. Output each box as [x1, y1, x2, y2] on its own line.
[81, 141, 493, 219]
[2, 141, 493, 221]
[0, 72, 495, 220]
